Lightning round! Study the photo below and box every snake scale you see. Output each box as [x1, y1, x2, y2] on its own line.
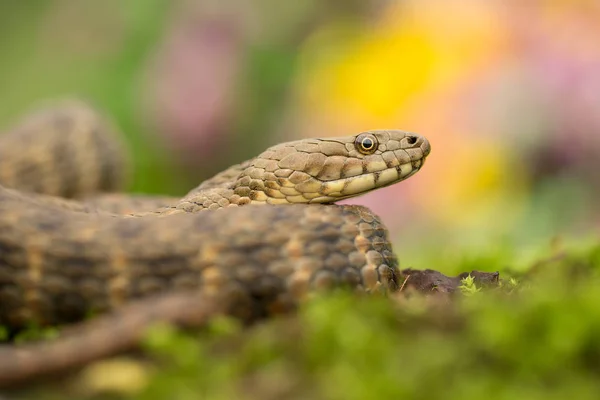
[0, 101, 430, 387]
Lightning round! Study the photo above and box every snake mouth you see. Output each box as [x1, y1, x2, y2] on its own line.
[306, 159, 424, 203]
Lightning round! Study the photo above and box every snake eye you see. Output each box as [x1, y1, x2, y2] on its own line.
[354, 133, 378, 155]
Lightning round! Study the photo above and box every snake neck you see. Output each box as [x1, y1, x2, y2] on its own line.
[168, 129, 431, 213]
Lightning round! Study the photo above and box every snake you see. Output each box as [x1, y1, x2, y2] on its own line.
[0, 101, 430, 387]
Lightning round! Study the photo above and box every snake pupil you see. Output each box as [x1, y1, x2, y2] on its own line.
[355, 133, 378, 155]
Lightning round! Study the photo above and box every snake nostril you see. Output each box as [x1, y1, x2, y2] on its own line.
[406, 136, 418, 145]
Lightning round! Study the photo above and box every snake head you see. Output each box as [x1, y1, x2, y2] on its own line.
[233, 130, 431, 205]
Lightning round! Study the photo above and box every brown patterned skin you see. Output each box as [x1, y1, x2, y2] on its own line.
[168, 130, 430, 213]
[0, 187, 399, 386]
[0, 100, 129, 198]
[0, 185, 399, 330]
[0, 103, 431, 387]
[0, 103, 430, 216]
[81, 193, 178, 214]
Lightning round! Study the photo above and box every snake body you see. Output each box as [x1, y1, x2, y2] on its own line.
[0, 100, 128, 199]
[0, 103, 430, 386]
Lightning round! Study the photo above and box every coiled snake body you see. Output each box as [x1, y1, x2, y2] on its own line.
[0, 102, 430, 386]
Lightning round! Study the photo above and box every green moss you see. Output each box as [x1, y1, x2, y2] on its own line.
[459, 274, 482, 295]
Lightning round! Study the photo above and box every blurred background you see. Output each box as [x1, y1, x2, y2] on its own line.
[0, 0, 598, 272]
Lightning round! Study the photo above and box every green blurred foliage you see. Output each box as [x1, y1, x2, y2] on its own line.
[0, 0, 176, 192]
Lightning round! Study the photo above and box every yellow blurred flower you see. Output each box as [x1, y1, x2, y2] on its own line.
[294, 0, 509, 125]
[417, 136, 527, 227]
[290, 0, 526, 231]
